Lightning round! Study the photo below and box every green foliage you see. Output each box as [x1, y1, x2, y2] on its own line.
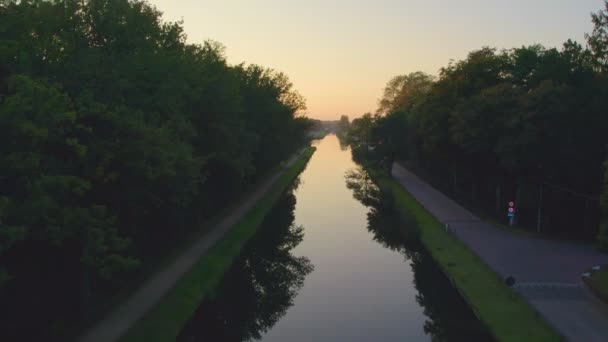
[338, 115, 349, 128]
[347, 113, 374, 144]
[0, 0, 310, 339]
[587, 1, 608, 72]
[0, 75, 95, 246]
[119, 147, 315, 342]
[598, 161, 608, 251]
[586, 268, 608, 301]
[376, 71, 434, 115]
[351, 33, 608, 240]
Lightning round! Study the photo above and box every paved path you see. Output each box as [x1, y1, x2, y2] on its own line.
[392, 163, 608, 342]
[79, 151, 306, 342]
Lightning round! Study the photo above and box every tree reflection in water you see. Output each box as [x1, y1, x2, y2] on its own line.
[345, 166, 420, 251]
[177, 187, 313, 342]
[345, 167, 493, 341]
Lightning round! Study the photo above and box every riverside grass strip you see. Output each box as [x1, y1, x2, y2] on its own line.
[119, 147, 315, 342]
[585, 268, 608, 304]
[374, 172, 561, 342]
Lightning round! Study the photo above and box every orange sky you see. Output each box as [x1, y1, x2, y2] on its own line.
[147, 0, 603, 120]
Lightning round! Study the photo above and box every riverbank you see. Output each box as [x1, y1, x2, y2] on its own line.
[389, 162, 608, 341]
[80, 147, 315, 342]
[584, 267, 608, 304]
[175, 134, 494, 341]
[367, 168, 560, 342]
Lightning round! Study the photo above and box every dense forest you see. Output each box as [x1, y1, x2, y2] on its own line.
[345, 2, 608, 247]
[0, 0, 312, 339]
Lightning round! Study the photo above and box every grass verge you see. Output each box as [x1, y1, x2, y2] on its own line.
[371, 170, 561, 342]
[119, 147, 316, 342]
[585, 268, 608, 304]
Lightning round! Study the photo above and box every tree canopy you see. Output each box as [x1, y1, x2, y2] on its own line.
[0, 0, 312, 339]
[349, 3, 608, 244]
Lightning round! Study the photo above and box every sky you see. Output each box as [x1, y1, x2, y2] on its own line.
[147, 0, 604, 120]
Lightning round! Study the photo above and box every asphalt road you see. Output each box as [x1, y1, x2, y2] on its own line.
[392, 163, 608, 342]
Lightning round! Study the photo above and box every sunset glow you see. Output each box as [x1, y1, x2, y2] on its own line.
[148, 0, 602, 119]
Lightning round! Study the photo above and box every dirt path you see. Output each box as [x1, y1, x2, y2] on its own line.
[392, 162, 608, 342]
[79, 151, 305, 342]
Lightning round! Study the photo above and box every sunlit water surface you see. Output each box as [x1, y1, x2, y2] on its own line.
[178, 135, 491, 342]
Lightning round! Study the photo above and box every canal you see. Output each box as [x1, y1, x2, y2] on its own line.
[178, 134, 492, 341]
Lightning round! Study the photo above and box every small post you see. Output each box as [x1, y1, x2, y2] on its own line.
[508, 200, 515, 226]
[505, 276, 516, 287]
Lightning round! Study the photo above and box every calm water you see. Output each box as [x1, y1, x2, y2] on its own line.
[178, 135, 492, 342]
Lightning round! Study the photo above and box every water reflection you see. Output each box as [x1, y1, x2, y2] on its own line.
[177, 136, 491, 342]
[345, 166, 419, 251]
[177, 187, 313, 342]
[345, 166, 493, 341]
[411, 251, 493, 341]
[338, 137, 349, 151]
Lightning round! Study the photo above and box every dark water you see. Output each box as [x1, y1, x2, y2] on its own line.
[178, 135, 492, 342]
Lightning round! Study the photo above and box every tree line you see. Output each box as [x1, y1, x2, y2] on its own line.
[0, 0, 312, 339]
[345, 2, 608, 247]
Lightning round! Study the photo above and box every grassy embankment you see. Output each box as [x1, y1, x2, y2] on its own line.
[119, 147, 316, 342]
[585, 268, 608, 303]
[371, 169, 561, 342]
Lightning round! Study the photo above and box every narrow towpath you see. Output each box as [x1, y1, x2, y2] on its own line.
[392, 163, 608, 342]
[79, 151, 305, 342]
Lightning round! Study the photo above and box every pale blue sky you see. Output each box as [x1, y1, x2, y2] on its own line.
[147, 0, 604, 119]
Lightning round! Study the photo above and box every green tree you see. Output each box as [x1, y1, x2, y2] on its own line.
[599, 161, 608, 251]
[0, 75, 136, 281]
[377, 71, 434, 115]
[368, 39, 607, 239]
[0, 0, 310, 339]
[337, 115, 350, 132]
[348, 113, 374, 145]
[587, 1, 608, 72]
